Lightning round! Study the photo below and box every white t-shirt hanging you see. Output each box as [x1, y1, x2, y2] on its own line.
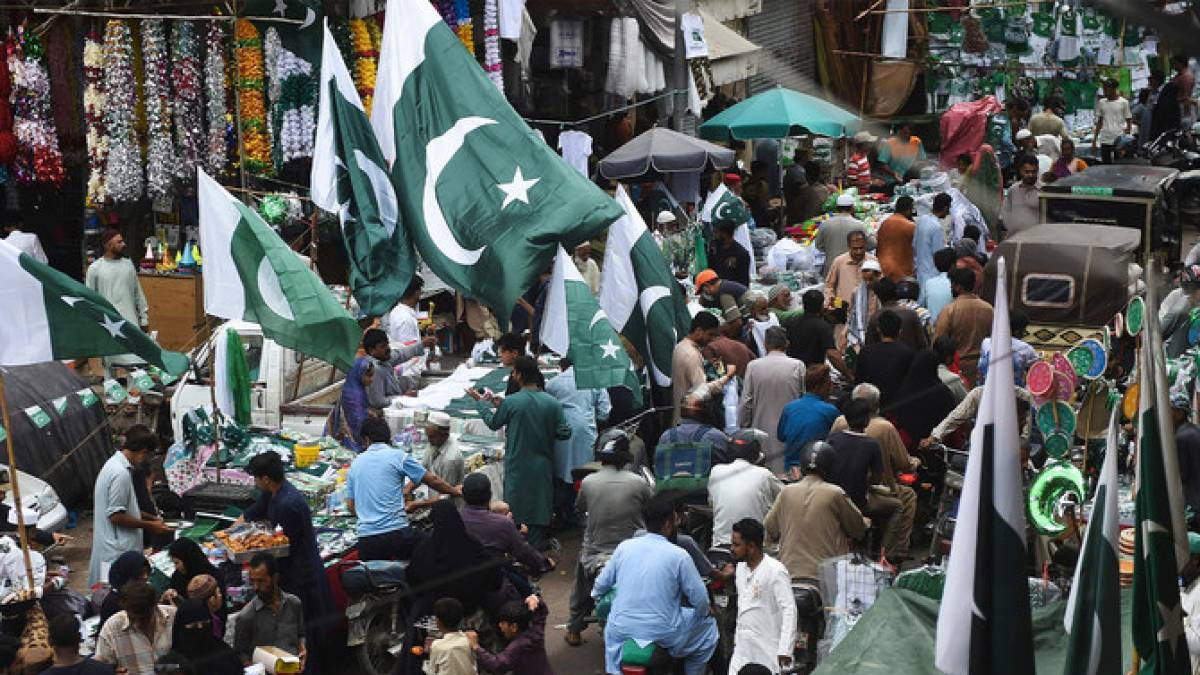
[498, 0, 526, 40]
[680, 13, 708, 58]
[558, 130, 593, 176]
[549, 18, 584, 68]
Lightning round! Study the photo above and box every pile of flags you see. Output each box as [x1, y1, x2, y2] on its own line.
[935, 261, 1189, 675]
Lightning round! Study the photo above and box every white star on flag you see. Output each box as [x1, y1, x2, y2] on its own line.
[99, 315, 127, 339]
[600, 340, 621, 359]
[273, 0, 288, 16]
[61, 296, 83, 306]
[496, 167, 540, 209]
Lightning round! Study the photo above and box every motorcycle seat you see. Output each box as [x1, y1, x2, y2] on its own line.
[340, 560, 408, 595]
[791, 583, 823, 617]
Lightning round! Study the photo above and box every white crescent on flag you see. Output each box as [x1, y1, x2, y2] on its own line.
[423, 117, 495, 265]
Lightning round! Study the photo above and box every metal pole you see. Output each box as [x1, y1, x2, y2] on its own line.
[0, 374, 37, 591]
[671, 0, 686, 131]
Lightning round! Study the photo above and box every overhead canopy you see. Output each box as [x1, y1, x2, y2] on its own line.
[597, 127, 736, 179]
[701, 8, 761, 86]
[698, 86, 861, 141]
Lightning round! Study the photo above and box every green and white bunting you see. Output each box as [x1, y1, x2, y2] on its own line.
[77, 388, 98, 408]
[0, 240, 189, 373]
[542, 245, 641, 404]
[311, 20, 414, 317]
[103, 379, 127, 405]
[24, 405, 50, 429]
[51, 396, 69, 416]
[130, 370, 155, 393]
[370, 0, 622, 322]
[198, 168, 361, 372]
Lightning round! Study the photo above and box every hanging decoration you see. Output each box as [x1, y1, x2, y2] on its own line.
[483, 0, 502, 91]
[263, 28, 282, 161]
[103, 20, 141, 202]
[142, 19, 176, 204]
[82, 31, 107, 206]
[258, 194, 288, 225]
[348, 18, 378, 116]
[454, 0, 473, 54]
[171, 21, 204, 182]
[0, 31, 16, 183]
[265, 28, 316, 166]
[235, 18, 272, 176]
[204, 21, 229, 177]
[10, 25, 65, 186]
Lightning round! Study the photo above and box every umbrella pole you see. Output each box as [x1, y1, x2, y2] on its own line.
[0, 373, 37, 591]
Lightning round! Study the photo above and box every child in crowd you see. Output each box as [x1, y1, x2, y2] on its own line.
[468, 595, 554, 675]
[430, 597, 476, 675]
[490, 500, 528, 535]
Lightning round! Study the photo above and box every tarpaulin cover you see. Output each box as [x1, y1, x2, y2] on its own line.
[0, 363, 111, 507]
[811, 587, 1133, 675]
[938, 96, 1003, 169]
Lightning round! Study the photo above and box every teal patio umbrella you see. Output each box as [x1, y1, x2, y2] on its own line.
[699, 87, 861, 141]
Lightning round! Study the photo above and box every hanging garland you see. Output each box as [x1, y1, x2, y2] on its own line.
[265, 28, 316, 166]
[82, 30, 107, 206]
[204, 21, 229, 177]
[0, 32, 17, 184]
[483, 0, 501, 91]
[348, 18, 378, 116]
[263, 27, 281, 164]
[171, 21, 204, 182]
[102, 20, 140, 202]
[234, 18, 272, 176]
[454, 0, 473, 54]
[142, 19, 176, 203]
[10, 24, 64, 186]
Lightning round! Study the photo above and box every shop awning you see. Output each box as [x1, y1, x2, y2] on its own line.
[698, 0, 763, 21]
[702, 8, 760, 86]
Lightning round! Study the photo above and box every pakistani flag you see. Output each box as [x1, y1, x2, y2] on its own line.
[0, 240, 188, 374]
[700, 183, 754, 283]
[370, 0, 622, 323]
[599, 186, 692, 390]
[1132, 272, 1190, 675]
[935, 256, 1035, 675]
[311, 21, 414, 317]
[197, 169, 361, 373]
[542, 245, 642, 405]
[1062, 408, 1121, 675]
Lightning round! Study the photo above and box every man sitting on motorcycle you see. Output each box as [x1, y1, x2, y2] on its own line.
[729, 518, 796, 675]
[459, 473, 553, 593]
[709, 430, 783, 549]
[565, 430, 653, 647]
[658, 386, 732, 469]
[592, 495, 719, 675]
[764, 441, 868, 580]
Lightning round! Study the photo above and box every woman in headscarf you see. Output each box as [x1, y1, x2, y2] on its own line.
[165, 599, 243, 675]
[399, 500, 506, 675]
[961, 144, 1003, 241]
[162, 539, 226, 626]
[887, 350, 959, 450]
[98, 551, 149, 626]
[326, 357, 374, 452]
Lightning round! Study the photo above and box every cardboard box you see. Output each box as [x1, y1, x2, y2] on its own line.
[251, 646, 301, 674]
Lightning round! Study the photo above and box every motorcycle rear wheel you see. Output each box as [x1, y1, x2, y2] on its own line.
[356, 603, 407, 675]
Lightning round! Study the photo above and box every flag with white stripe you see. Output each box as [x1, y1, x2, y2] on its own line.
[1062, 407, 1122, 675]
[935, 256, 1035, 675]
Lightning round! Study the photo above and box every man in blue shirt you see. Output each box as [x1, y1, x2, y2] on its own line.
[777, 364, 840, 476]
[345, 417, 461, 561]
[922, 247, 956, 323]
[914, 193, 949, 294]
[593, 495, 717, 675]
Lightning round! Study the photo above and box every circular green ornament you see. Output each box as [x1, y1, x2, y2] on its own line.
[259, 195, 288, 225]
[1126, 296, 1145, 336]
[1044, 432, 1072, 459]
[1027, 461, 1086, 536]
[1037, 400, 1077, 438]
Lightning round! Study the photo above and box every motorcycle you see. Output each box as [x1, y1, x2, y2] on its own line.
[341, 559, 411, 675]
[924, 443, 969, 563]
[790, 579, 825, 674]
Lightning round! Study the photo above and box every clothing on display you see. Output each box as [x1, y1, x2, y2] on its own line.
[881, 0, 909, 59]
[498, 0, 526, 40]
[680, 12, 708, 59]
[558, 130, 594, 177]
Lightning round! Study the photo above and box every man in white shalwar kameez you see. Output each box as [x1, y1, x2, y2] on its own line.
[728, 518, 796, 674]
[85, 229, 150, 374]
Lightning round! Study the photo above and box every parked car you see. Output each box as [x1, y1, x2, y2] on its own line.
[982, 224, 1138, 351]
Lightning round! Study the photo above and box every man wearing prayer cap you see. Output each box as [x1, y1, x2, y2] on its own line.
[422, 411, 465, 489]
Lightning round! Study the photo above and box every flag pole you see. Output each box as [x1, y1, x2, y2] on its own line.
[0, 373, 38, 591]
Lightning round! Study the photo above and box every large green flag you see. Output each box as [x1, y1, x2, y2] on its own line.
[1062, 408, 1122, 675]
[370, 0, 622, 323]
[1132, 274, 1191, 675]
[599, 186, 693, 391]
[541, 245, 642, 405]
[198, 168, 361, 372]
[0, 240, 189, 374]
[311, 20, 414, 317]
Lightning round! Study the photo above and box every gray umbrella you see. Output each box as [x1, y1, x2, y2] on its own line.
[597, 127, 736, 179]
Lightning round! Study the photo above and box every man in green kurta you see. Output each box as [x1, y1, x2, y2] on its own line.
[85, 229, 150, 374]
[469, 355, 571, 548]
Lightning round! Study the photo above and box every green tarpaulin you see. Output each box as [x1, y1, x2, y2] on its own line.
[812, 588, 1133, 675]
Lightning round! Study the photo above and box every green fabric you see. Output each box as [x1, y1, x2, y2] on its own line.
[1063, 467, 1122, 675]
[692, 231, 709, 275]
[226, 328, 253, 426]
[476, 390, 571, 527]
[812, 588, 1135, 675]
[381, 18, 622, 324]
[698, 87, 860, 141]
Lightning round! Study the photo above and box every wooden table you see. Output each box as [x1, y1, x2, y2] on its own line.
[139, 272, 206, 352]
